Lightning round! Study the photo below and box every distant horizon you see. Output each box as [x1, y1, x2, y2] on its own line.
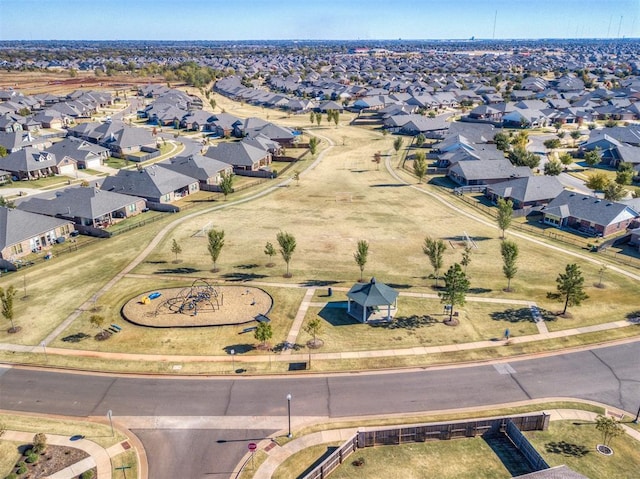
[1, 0, 637, 42]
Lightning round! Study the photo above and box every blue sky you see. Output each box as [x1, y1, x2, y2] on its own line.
[0, 0, 638, 41]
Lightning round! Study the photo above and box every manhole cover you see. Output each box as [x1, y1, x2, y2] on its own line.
[596, 444, 613, 456]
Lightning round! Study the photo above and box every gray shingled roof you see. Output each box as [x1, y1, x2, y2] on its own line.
[0, 147, 57, 173]
[347, 278, 398, 307]
[449, 159, 532, 182]
[543, 190, 639, 225]
[162, 154, 232, 182]
[0, 206, 73, 252]
[17, 187, 143, 220]
[101, 165, 197, 200]
[204, 141, 269, 168]
[512, 465, 589, 479]
[487, 176, 564, 204]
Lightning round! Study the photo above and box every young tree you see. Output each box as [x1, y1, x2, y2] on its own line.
[584, 147, 602, 167]
[332, 110, 339, 127]
[500, 239, 519, 292]
[264, 241, 277, 267]
[372, 151, 382, 170]
[511, 130, 529, 149]
[413, 151, 427, 183]
[509, 147, 540, 169]
[171, 238, 182, 262]
[304, 318, 323, 348]
[603, 181, 626, 201]
[423, 236, 446, 288]
[277, 231, 297, 277]
[570, 130, 582, 146]
[415, 133, 426, 148]
[353, 239, 369, 282]
[207, 229, 225, 272]
[496, 198, 513, 239]
[393, 137, 404, 154]
[438, 263, 470, 324]
[550, 263, 588, 315]
[293, 172, 300, 185]
[615, 169, 633, 186]
[219, 171, 234, 200]
[595, 415, 623, 447]
[309, 111, 315, 125]
[0, 286, 17, 332]
[493, 132, 510, 152]
[559, 152, 574, 168]
[460, 245, 472, 273]
[254, 321, 273, 348]
[0, 145, 7, 157]
[544, 160, 563, 176]
[585, 172, 609, 191]
[308, 137, 319, 155]
[315, 112, 322, 126]
[0, 196, 15, 208]
[543, 138, 561, 150]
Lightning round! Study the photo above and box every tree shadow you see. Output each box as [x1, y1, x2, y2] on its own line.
[155, 267, 200, 275]
[235, 263, 259, 270]
[491, 307, 556, 323]
[385, 282, 413, 289]
[626, 311, 640, 323]
[370, 183, 407, 188]
[223, 344, 255, 354]
[468, 287, 492, 294]
[221, 272, 268, 282]
[545, 441, 590, 457]
[272, 341, 304, 353]
[369, 315, 439, 330]
[300, 279, 340, 287]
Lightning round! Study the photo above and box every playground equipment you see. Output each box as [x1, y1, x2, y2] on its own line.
[154, 278, 221, 317]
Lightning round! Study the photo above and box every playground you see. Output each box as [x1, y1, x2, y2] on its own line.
[121, 280, 273, 328]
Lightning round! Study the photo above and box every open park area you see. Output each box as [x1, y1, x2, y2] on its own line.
[0, 77, 639, 376]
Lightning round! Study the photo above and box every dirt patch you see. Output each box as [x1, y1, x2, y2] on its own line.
[122, 285, 273, 327]
[8, 445, 90, 479]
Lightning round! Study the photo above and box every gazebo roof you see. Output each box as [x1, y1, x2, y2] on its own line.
[346, 277, 398, 307]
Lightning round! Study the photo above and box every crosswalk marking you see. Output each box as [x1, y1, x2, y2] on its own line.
[493, 363, 516, 375]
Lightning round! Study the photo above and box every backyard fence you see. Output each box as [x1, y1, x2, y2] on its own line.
[300, 414, 549, 479]
[505, 420, 549, 472]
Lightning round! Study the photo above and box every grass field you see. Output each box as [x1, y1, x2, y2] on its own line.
[0, 77, 638, 372]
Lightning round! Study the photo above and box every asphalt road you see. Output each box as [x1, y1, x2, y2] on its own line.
[1, 341, 639, 478]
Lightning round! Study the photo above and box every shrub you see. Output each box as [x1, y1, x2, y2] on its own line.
[32, 432, 47, 454]
[25, 451, 38, 464]
[80, 471, 95, 479]
[16, 464, 27, 474]
[4, 473, 17, 479]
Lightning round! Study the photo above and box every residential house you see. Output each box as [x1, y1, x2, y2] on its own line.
[0, 147, 57, 180]
[204, 141, 272, 173]
[485, 176, 565, 209]
[0, 206, 74, 260]
[18, 187, 146, 229]
[162, 154, 233, 192]
[101, 165, 199, 204]
[542, 190, 639, 237]
[448, 159, 532, 186]
[44, 136, 109, 170]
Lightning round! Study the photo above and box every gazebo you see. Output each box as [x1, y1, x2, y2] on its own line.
[346, 277, 399, 323]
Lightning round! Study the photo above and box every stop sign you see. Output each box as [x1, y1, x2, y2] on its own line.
[248, 442, 257, 452]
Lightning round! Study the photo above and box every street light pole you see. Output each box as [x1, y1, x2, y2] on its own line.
[230, 349, 235, 373]
[286, 393, 292, 438]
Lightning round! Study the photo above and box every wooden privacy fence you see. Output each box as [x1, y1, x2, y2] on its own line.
[301, 436, 358, 479]
[300, 414, 549, 479]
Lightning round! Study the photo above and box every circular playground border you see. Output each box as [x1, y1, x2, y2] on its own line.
[121, 284, 273, 328]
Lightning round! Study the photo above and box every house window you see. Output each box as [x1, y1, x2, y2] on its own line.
[11, 244, 23, 255]
[128, 204, 137, 212]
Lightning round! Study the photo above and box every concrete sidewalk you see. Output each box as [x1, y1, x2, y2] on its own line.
[246, 407, 640, 479]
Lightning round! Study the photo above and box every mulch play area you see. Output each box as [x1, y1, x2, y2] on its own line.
[122, 280, 272, 328]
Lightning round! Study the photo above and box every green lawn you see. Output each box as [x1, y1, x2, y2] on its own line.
[526, 421, 640, 479]
[329, 438, 511, 479]
[272, 442, 342, 479]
